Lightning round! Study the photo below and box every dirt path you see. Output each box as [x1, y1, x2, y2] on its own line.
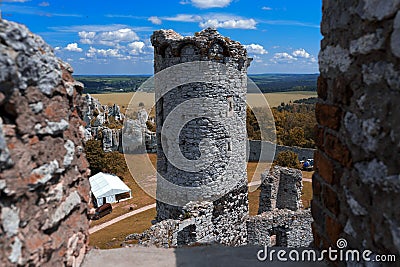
[89, 203, 156, 234]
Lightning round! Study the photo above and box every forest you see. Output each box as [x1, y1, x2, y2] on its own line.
[75, 74, 318, 94]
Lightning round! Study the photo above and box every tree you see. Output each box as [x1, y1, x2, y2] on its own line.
[286, 127, 306, 147]
[84, 140, 104, 175]
[274, 151, 301, 169]
[246, 106, 261, 140]
[84, 140, 128, 177]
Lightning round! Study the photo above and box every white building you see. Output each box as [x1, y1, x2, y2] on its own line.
[89, 172, 132, 207]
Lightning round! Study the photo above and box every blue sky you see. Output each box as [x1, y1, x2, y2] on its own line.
[1, 0, 322, 75]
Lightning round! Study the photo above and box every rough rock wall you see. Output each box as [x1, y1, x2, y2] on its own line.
[313, 0, 400, 257]
[152, 28, 250, 246]
[0, 20, 90, 266]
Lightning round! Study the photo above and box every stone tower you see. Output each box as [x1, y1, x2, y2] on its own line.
[151, 28, 251, 245]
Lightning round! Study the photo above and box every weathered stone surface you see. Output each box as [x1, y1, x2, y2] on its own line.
[319, 45, 351, 74]
[391, 11, 400, 58]
[0, 118, 13, 170]
[357, 0, 400, 20]
[350, 29, 384, 55]
[0, 20, 62, 95]
[314, 0, 400, 260]
[63, 139, 75, 167]
[42, 190, 81, 230]
[0, 20, 90, 266]
[1, 206, 20, 237]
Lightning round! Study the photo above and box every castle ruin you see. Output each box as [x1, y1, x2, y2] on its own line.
[151, 28, 251, 245]
[1, 0, 400, 265]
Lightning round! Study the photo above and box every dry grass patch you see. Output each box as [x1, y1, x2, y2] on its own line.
[301, 181, 313, 209]
[301, 171, 314, 180]
[89, 208, 156, 249]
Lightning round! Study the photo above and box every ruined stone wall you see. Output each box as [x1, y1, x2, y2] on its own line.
[249, 166, 312, 248]
[247, 140, 315, 162]
[151, 28, 250, 246]
[126, 201, 215, 247]
[313, 0, 400, 257]
[247, 209, 313, 248]
[0, 20, 90, 266]
[258, 166, 303, 214]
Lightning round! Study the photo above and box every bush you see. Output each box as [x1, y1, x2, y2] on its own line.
[274, 151, 301, 169]
[84, 140, 128, 177]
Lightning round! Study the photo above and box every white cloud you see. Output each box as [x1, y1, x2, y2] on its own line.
[292, 48, 310, 58]
[2, 0, 30, 2]
[54, 46, 61, 51]
[200, 18, 257, 29]
[128, 41, 145, 55]
[65, 43, 82, 52]
[78, 31, 96, 44]
[86, 46, 123, 58]
[252, 55, 263, 63]
[261, 6, 272, 10]
[164, 14, 203, 22]
[52, 24, 152, 33]
[180, 0, 232, 9]
[259, 20, 320, 28]
[78, 28, 139, 46]
[148, 16, 162, 25]
[38, 1, 49, 6]
[244, 44, 268, 55]
[98, 29, 139, 43]
[162, 14, 257, 29]
[272, 52, 297, 63]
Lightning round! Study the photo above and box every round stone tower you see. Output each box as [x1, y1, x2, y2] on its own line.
[151, 28, 251, 245]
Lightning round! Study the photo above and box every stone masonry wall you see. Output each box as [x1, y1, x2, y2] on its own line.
[151, 28, 249, 245]
[152, 28, 251, 246]
[0, 20, 90, 266]
[313, 0, 400, 258]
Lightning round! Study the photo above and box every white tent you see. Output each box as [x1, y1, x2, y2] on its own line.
[89, 172, 132, 207]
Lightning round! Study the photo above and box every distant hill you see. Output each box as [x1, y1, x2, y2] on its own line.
[75, 73, 318, 94]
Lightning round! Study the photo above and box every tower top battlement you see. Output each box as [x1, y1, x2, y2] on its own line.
[151, 28, 251, 73]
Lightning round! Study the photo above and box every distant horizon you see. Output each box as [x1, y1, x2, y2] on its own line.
[73, 72, 320, 76]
